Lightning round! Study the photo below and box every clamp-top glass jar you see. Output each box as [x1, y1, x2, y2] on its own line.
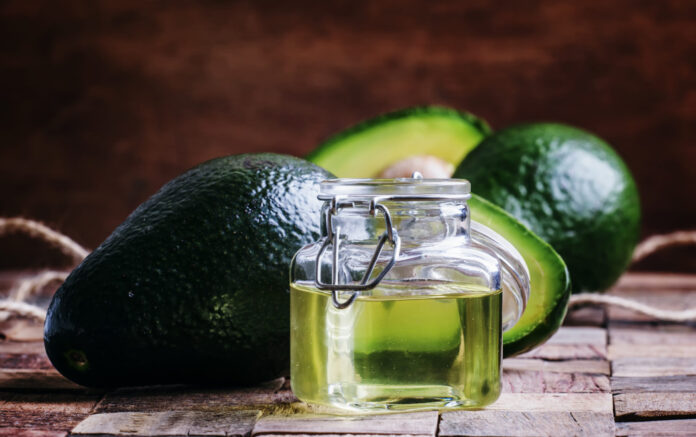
[290, 177, 530, 411]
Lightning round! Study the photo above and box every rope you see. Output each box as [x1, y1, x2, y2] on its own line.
[0, 217, 695, 323]
[566, 230, 696, 322]
[0, 218, 86, 321]
[0, 218, 89, 261]
[568, 293, 696, 322]
[9, 270, 70, 304]
[631, 230, 696, 263]
[0, 300, 48, 321]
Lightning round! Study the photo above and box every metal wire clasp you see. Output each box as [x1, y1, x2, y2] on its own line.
[314, 197, 401, 309]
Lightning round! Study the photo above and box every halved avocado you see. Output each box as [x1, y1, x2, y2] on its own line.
[307, 109, 572, 356]
[308, 107, 491, 177]
[470, 195, 571, 357]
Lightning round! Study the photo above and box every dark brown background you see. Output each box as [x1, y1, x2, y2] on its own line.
[1, 0, 695, 271]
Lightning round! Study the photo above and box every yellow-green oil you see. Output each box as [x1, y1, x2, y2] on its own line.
[290, 282, 502, 411]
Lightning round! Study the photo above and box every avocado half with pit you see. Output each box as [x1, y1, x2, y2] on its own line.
[307, 107, 571, 357]
[308, 106, 491, 178]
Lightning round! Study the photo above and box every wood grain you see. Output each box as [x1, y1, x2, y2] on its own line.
[440, 394, 614, 436]
[0, 392, 102, 432]
[1, 1, 695, 272]
[503, 370, 611, 393]
[0, 340, 46, 355]
[439, 410, 614, 437]
[483, 393, 613, 412]
[614, 392, 696, 419]
[609, 323, 696, 346]
[563, 306, 606, 327]
[503, 356, 611, 394]
[0, 368, 84, 390]
[613, 375, 696, 420]
[518, 327, 607, 360]
[72, 410, 260, 437]
[615, 418, 696, 436]
[504, 358, 610, 375]
[612, 357, 696, 377]
[607, 283, 696, 322]
[608, 344, 696, 359]
[0, 431, 67, 437]
[612, 376, 696, 394]
[95, 383, 296, 414]
[252, 411, 438, 436]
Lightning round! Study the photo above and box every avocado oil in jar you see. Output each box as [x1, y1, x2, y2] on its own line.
[290, 178, 529, 411]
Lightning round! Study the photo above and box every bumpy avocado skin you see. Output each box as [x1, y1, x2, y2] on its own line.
[455, 123, 641, 293]
[44, 154, 332, 387]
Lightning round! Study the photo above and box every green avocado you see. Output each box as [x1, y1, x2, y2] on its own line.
[306, 113, 571, 357]
[44, 154, 332, 387]
[470, 195, 571, 357]
[454, 123, 641, 293]
[308, 106, 490, 177]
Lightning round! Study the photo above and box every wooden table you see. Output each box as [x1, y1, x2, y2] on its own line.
[2, 272, 695, 436]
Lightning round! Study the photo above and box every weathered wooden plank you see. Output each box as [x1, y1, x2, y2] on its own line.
[607, 286, 696, 322]
[441, 393, 613, 437]
[71, 410, 260, 437]
[520, 344, 608, 360]
[502, 358, 611, 393]
[0, 340, 46, 355]
[96, 382, 295, 413]
[0, 352, 52, 369]
[519, 327, 607, 360]
[541, 327, 607, 346]
[0, 368, 84, 390]
[615, 418, 696, 436]
[614, 392, 696, 419]
[612, 357, 696, 377]
[504, 358, 610, 375]
[613, 376, 696, 394]
[609, 343, 696, 359]
[252, 411, 438, 436]
[439, 410, 614, 437]
[486, 393, 613, 412]
[503, 370, 610, 393]
[563, 305, 606, 327]
[0, 430, 67, 437]
[609, 323, 696, 345]
[0, 392, 102, 432]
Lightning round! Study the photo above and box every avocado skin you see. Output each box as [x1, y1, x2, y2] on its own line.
[455, 123, 641, 293]
[44, 154, 332, 387]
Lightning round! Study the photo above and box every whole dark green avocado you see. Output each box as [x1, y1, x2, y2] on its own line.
[44, 154, 332, 387]
[454, 123, 641, 293]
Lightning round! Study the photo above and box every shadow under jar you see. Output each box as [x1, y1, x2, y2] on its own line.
[290, 177, 529, 412]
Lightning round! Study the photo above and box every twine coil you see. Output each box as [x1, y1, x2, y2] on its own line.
[0, 218, 695, 323]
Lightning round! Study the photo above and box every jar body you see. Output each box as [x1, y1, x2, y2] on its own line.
[290, 281, 502, 411]
[290, 178, 527, 411]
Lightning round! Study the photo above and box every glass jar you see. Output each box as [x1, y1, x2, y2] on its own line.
[290, 177, 529, 412]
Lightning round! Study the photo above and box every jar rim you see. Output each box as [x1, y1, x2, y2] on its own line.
[319, 178, 471, 199]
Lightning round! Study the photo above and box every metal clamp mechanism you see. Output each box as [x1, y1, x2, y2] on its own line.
[314, 197, 401, 309]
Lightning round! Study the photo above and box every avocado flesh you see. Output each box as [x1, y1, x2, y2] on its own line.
[308, 107, 490, 177]
[470, 195, 571, 357]
[44, 154, 332, 387]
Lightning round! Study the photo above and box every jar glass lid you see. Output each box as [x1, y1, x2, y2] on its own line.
[319, 178, 471, 199]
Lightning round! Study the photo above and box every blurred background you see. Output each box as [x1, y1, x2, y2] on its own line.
[1, 0, 695, 271]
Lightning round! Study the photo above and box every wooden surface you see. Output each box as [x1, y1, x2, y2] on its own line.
[1, 1, 696, 273]
[1, 272, 695, 436]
